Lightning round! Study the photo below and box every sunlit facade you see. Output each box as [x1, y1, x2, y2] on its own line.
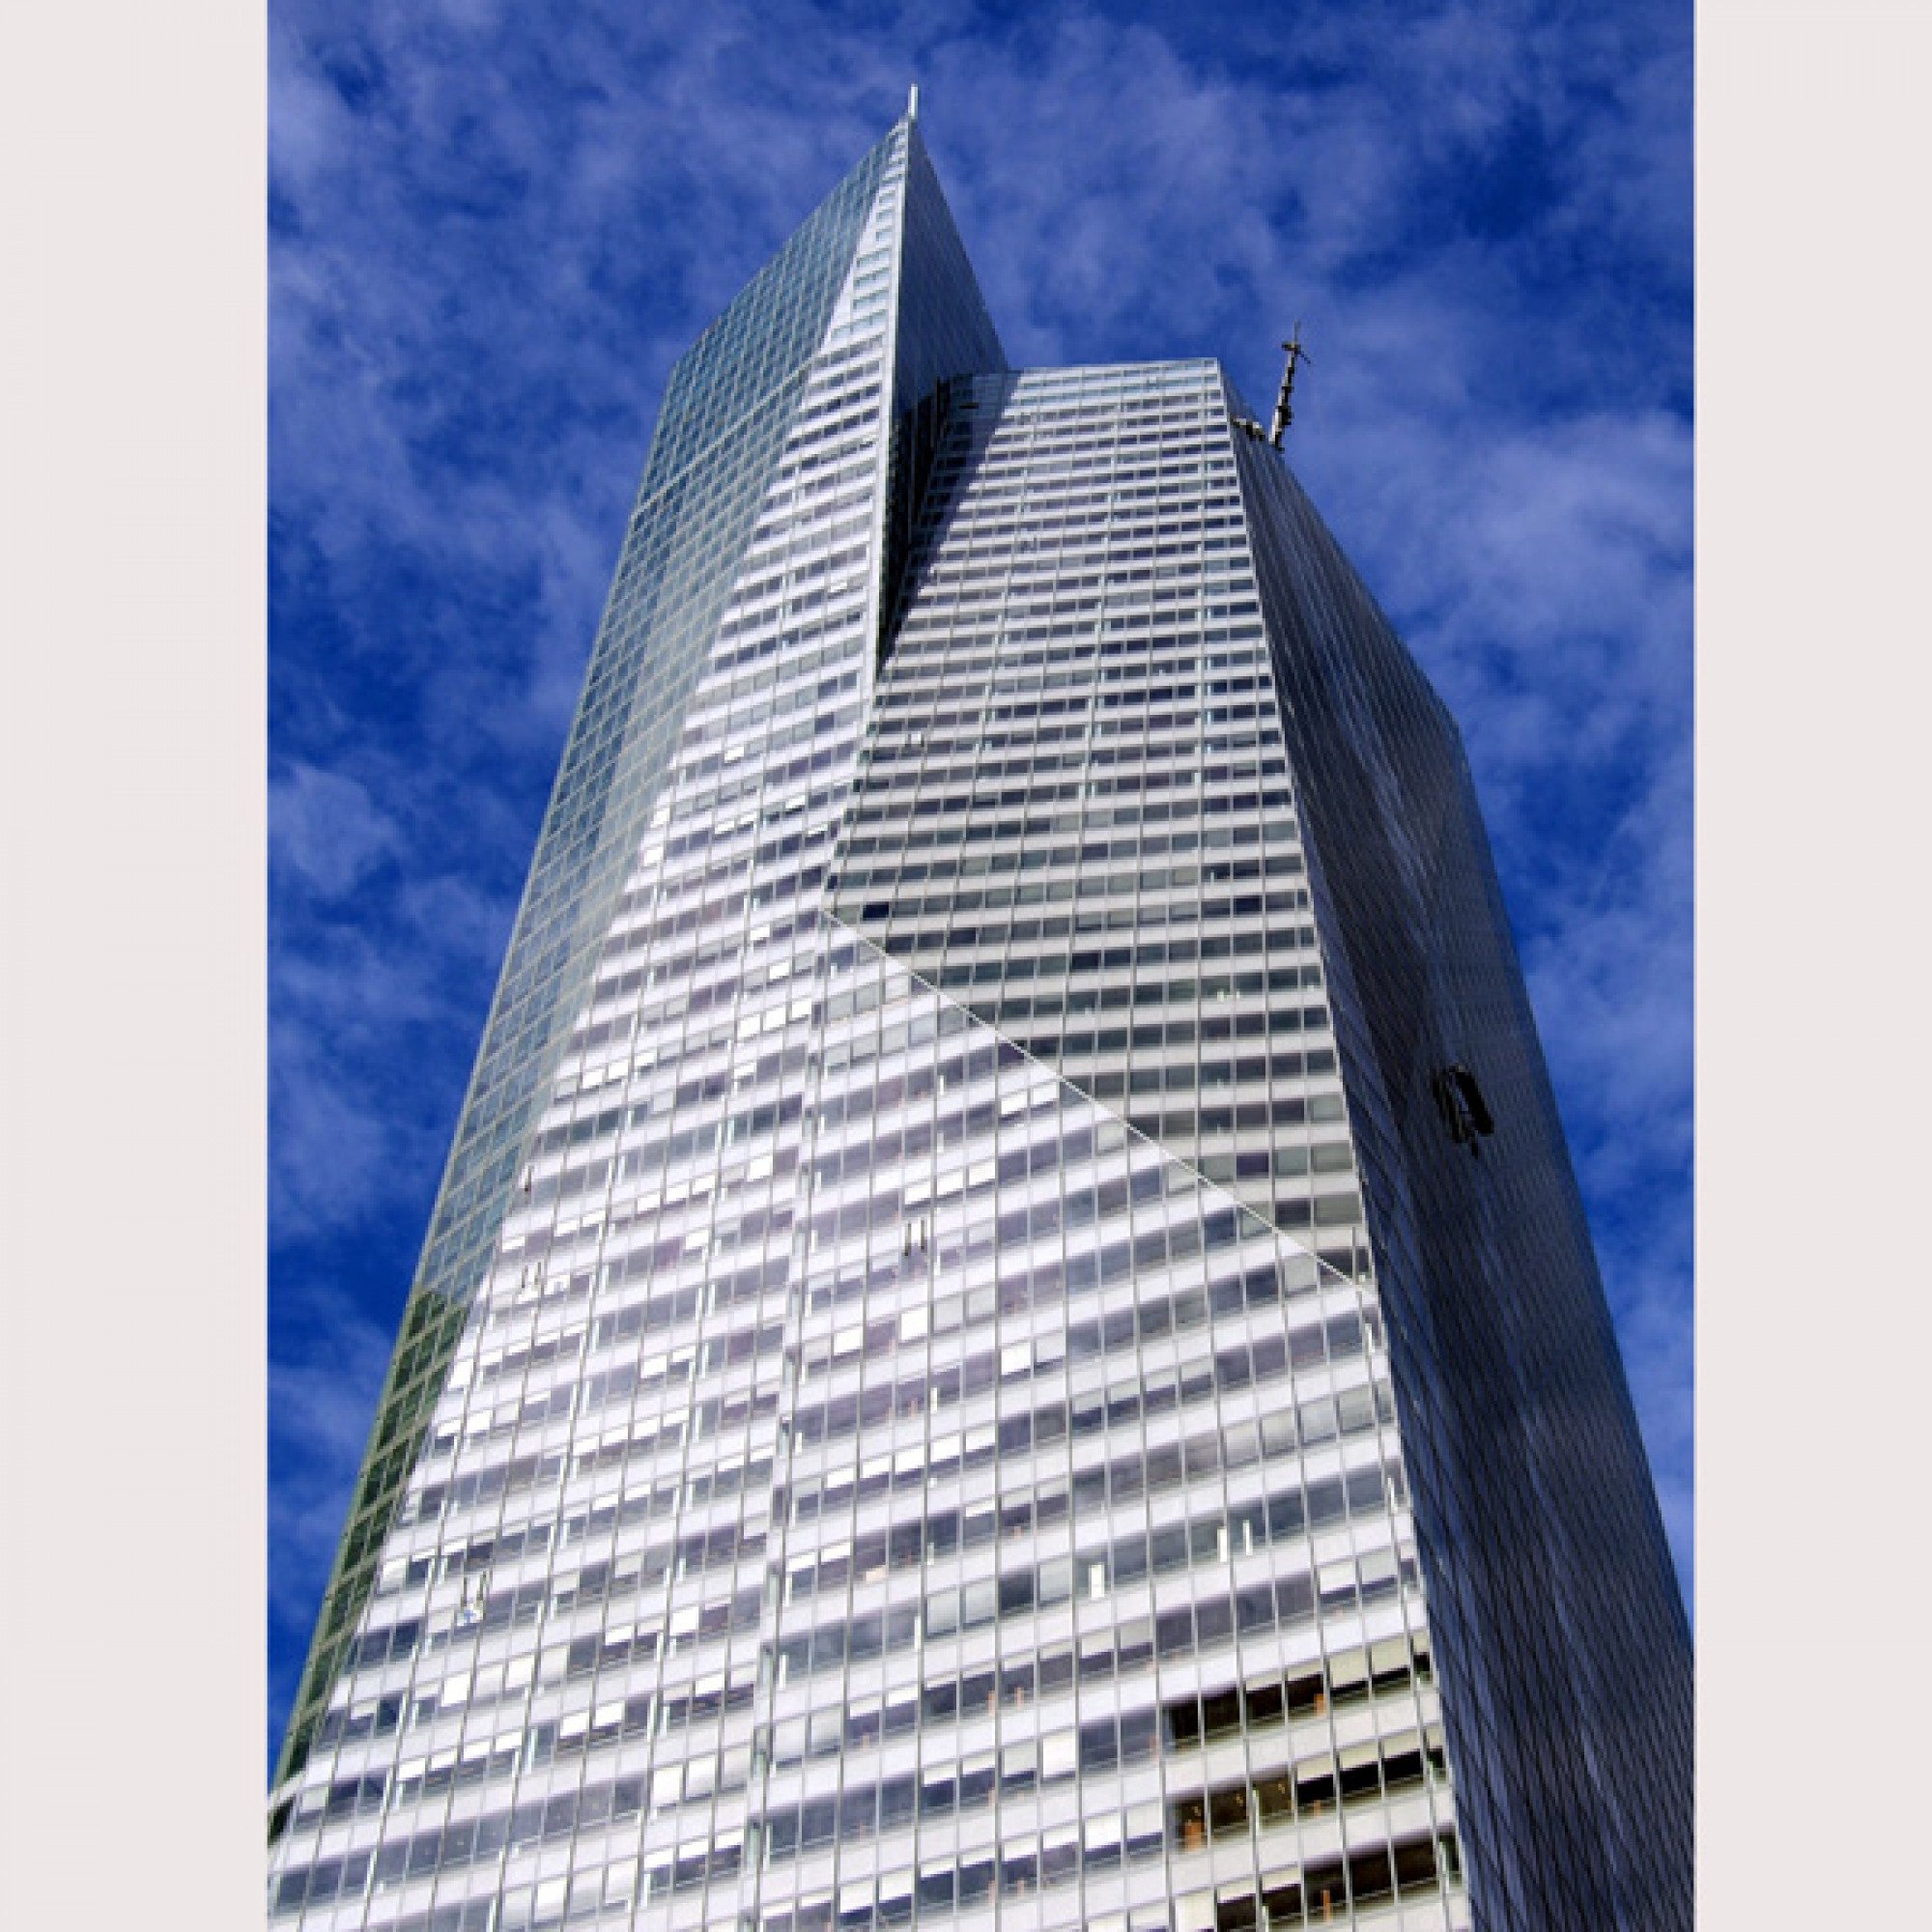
[269, 107, 1690, 1932]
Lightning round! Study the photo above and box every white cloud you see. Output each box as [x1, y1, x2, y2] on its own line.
[270, 761, 399, 897]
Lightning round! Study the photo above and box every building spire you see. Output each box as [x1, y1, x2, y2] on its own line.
[907, 82, 921, 124]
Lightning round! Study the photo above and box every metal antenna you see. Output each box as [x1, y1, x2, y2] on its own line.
[1268, 324, 1311, 446]
[1228, 324, 1314, 447]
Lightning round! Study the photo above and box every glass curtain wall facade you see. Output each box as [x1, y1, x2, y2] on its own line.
[270, 108, 1690, 1932]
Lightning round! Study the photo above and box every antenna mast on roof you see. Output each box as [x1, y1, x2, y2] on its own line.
[907, 83, 921, 123]
[1267, 324, 1311, 446]
[1230, 324, 1313, 447]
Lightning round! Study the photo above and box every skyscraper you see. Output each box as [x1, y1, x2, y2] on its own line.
[269, 102, 1690, 1932]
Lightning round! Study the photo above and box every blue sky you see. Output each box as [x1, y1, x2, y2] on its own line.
[270, 0, 1692, 1772]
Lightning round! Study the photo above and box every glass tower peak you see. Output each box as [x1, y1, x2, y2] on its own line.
[271, 112, 1690, 1932]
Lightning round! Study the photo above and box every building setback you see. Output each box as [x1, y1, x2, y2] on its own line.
[270, 105, 1691, 1932]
